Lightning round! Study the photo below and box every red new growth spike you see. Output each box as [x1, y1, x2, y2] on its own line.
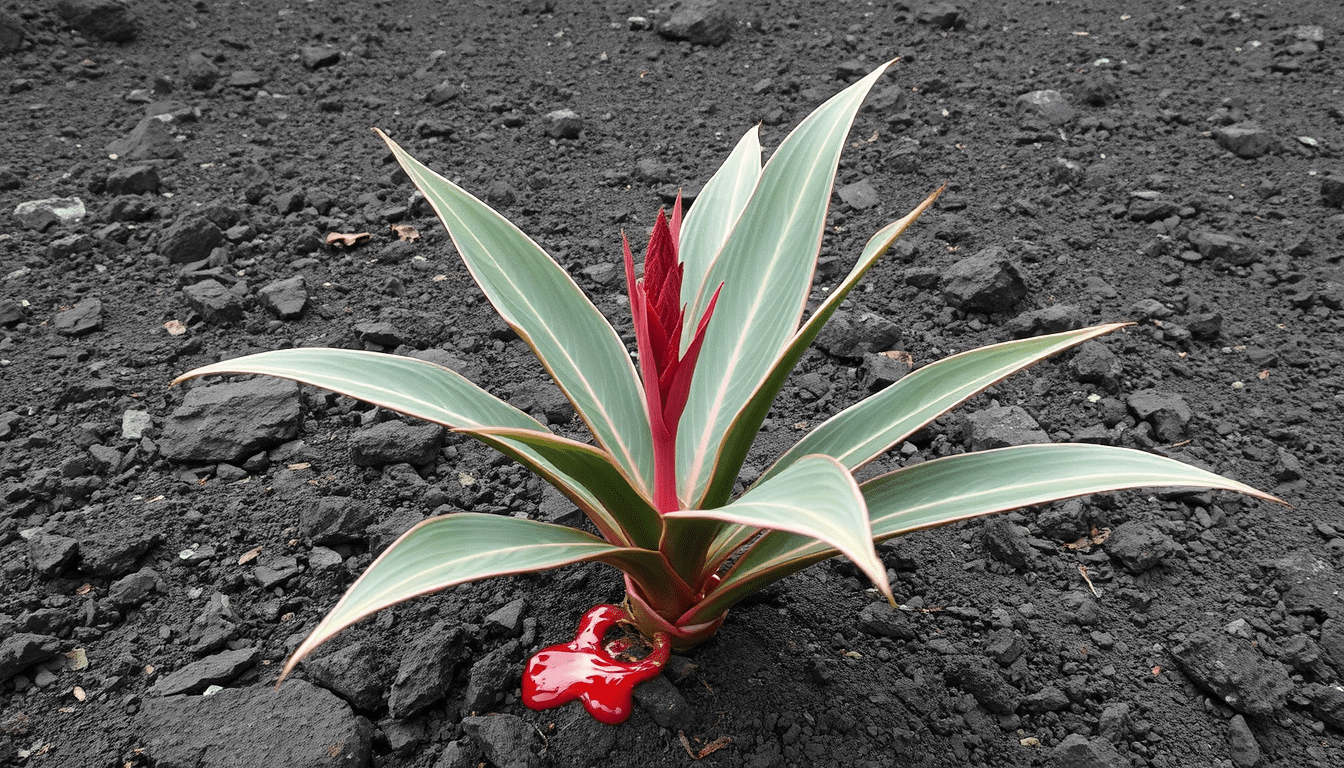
[522, 604, 670, 725]
[624, 195, 720, 513]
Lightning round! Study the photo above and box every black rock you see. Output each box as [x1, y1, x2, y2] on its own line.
[149, 647, 259, 696]
[1105, 522, 1177, 574]
[0, 633, 60, 682]
[354, 321, 410, 348]
[183, 280, 245, 325]
[435, 739, 482, 768]
[56, 0, 138, 43]
[1050, 733, 1130, 768]
[53, 297, 104, 336]
[856, 602, 917, 640]
[966, 404, 1048, 451]
[1021, 686, 1070, 714]
[105, 164, 161, 195]
[1171, 630, 1292, 717]
[257, 276, 308, 320]
[160, 216, 224, 263]
[657, 0, 735, 46]
[859, 352, 911, 392]
[632, 674, 693, 729]
[946, 656, 1020, 715]
[185, 51, 220, 90]
[426, 82, 460, 105]
[106, 567, 164, 608]
[160, 378, 302, 463]
[227, 69, 264, 88]
[544, 109, 582, 140]
[140, 679, 372, 767]
[942, 247, 1028, 313]
[484, 598, 527, 638]
[1015, 90, 1075, 126]
[1125, 389, 1191, 443]
[28, 532, 80, 577]
[980, 516, 1035, 572]
[836, 178, 880, 210]
[107, 117, 182, 161]
[350, 421, 444, 467]
[1187, 230, 1260, 266]
[388, 623, 468, 718]
[1005, 304, 1084, 339]
[79, 525, 157, 577]
[106, 195, 158, 222]
[461, 714, 542, 768]
[300, 45, 340, 70]
[0, 11, 25, 54]
[302, 641, 388, 712]
[1321, 177, 1344, 209]
[1303, 683, 1344, 730]
[917, 2, 965, 29]
[462, 643, 517, 714]
[1213, 122, 1276, 158]
[1266, 549, 1341, 617]
[814, 310, 901, 358]
[301, 496, 376, 545]
[1068, 341, 1123, 392]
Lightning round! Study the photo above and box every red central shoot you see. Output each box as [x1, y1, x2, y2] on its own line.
[622, 196, 722, 514]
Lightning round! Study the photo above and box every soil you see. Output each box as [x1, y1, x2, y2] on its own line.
[2, 1, 1343, 767]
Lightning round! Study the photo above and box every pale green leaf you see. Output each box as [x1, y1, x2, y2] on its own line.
[695, 185, 945, 510]
[677, 61, 895, 505]
[685, 444, 1278, 623]
[666, 454, 892, 604]
[465, 427, 662, 550]
[280, 513, 666, 680]
[757, 323, 1131, 487]
[678, 123, 762, 348]
[174, 349, 648, 547]
[376, 129, 654, 496]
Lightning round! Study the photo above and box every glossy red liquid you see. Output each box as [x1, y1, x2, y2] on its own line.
[522, 604, 670, 725]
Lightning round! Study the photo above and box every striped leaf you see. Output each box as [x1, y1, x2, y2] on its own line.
[174, 349, 652, 548]
[666, 454, 892, 605]
[376, 129, 654, 497]
[676, 60, 895, 505]
[684, 444, 1279, 623]
[279, 514, 667, 680]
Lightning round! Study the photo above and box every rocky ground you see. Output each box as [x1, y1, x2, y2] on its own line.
[3, 0, 1344, 766]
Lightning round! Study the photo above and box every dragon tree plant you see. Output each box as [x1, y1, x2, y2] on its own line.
[173, 60, 1276, 724]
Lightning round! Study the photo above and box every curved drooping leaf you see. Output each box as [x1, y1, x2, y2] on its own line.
[684, 443, 1280, 624]
[279, 513, 668, 680]
[678, 124, 762, 347]
[465, 427, 663, 551]
[174, 349, 650, 547]
[376, 129, 654, 497]
[756, 323, 1131, 488]
[695, 185, 946, 510]
[666, 454, 892, 604]
[676, 60, 896, 506]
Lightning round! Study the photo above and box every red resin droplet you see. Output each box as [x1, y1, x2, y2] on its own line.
[522, 604, 670, 725]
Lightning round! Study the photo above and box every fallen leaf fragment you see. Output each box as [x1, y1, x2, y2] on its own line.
[881, 350, 915, 365]
[72, 686, 86, 702]
[325, 231, 372, 248]
[238, 546, 262, 565]
[1063, 526, 1110, 551]
[163, 320, 187, 336]
[679, 732, 732, 760]
[1257, 369, 1270, 380]
[390, 224, 420, 241]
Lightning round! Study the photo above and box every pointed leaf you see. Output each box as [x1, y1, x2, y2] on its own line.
[280, 513, 666, 679]
[757, 323, 1131, 487]
[174, 349, 648, 547]
[665, 454, 892, 604]
[376, 129, 654, 496]
[695, 186, 944, 509]
[678, 124, 762, 335]
[677, 61, 895, 504]
[685, 444, 1278, 623]
[464, 427, 663, 550]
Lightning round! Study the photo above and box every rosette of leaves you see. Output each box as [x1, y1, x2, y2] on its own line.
[174, 61, 1275, 686]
